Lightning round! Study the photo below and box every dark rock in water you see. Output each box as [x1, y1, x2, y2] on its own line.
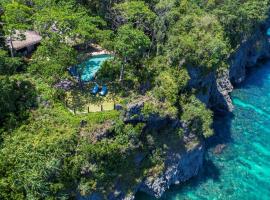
[237, 159, 252, 170]
[213, 144, 227, 154]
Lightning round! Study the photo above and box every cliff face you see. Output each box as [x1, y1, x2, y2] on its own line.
[81, 144, 204, 200]
[78, 99, 205, 200]
[139, 143, 204, 198]
[229, 27, 270, 84]
[205, 21, 270, 112]
[133, 21, 270, 199]
[122, 99, 205, 200]
[187, 67, 234, 113]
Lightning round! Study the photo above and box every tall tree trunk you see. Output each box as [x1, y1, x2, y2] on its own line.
[119, 57, 126, 82]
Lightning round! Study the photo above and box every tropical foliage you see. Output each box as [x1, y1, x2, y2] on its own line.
[0, 0, 269, 199]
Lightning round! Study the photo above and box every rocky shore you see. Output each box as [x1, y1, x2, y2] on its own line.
[209, 19, 270, 113]
[149, 21, 270, 198]
[189, 18, 270, 114]
[139, 143, 204, 199]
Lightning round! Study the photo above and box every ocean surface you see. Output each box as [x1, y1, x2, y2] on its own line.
[135, 62, 270, 200]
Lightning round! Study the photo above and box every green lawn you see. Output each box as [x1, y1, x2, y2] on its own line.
[65, 83, 120, 114]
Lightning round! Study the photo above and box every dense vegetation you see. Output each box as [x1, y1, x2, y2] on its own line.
[0, 0, 269, 199]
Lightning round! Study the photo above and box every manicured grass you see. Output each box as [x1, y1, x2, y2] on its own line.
[64, 81, 124, 114]
[65, 89, 117, 113]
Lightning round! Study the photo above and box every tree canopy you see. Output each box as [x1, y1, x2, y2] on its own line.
[0, 0, 269, 199]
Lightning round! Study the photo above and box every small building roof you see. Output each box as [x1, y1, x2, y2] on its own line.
[6, 30, 42, 51]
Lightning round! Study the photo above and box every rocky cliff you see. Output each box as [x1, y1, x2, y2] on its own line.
[205, 20, 270, 113]
[139, 142, 204, 198]
[130, 22, 270, 199]
[78, 98, 205, 200]
[113, 98, 205, 200]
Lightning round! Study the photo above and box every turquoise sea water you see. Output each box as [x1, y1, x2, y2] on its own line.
[136, 62, 270, 200]
[74, 54, 112, 81]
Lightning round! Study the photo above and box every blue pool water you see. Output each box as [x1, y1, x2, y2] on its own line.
[70, 54, 112, 81]
[136, 62, 270, 200]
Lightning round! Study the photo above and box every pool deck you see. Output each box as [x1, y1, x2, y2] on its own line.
[87, 44, 113, 56]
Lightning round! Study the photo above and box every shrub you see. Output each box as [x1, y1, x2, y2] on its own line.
[0, 76, 37, 131]
[180, 95, 213, 138]
[0, 50, 22, 75]
[152, 68, 190, 105]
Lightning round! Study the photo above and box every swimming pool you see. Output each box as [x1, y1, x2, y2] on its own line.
[70, 54, 112, 82]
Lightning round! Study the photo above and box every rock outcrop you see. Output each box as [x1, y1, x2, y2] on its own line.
[78, 98, 205, 200]
[207, 20, 270, 112]
[139, 142, 204, 198]
[130, 22, 270, 198]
